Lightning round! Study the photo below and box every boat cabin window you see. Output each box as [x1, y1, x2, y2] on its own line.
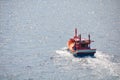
[81, 44, 86, 47]
[76, 41, 80, 43]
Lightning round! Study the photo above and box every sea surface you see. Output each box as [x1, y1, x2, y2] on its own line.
[0, 0, 120, 80]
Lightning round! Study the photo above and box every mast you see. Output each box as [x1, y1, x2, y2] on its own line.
[79, 34, 81, 48]
[74, 28, 77, 38]
[79, 34, 81, 42]
[88, 34, 90, 42]
[88, 34, 91, 48]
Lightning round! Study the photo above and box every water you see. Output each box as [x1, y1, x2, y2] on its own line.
[0, 0, 120, 80]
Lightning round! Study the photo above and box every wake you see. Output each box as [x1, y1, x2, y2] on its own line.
[55, 47, 120, 77]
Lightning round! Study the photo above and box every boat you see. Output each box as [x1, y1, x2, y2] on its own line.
[67, 28, 96, 57]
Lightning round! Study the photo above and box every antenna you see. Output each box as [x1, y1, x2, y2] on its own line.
[78, 34, 81, 41]
[75, 28, 77, 37]
[88, 34, 91, 43]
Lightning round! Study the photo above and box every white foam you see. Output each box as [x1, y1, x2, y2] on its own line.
[56, 50, 68, 54]
[55, 48, 120, 76]
[56, 49, 72, 57]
